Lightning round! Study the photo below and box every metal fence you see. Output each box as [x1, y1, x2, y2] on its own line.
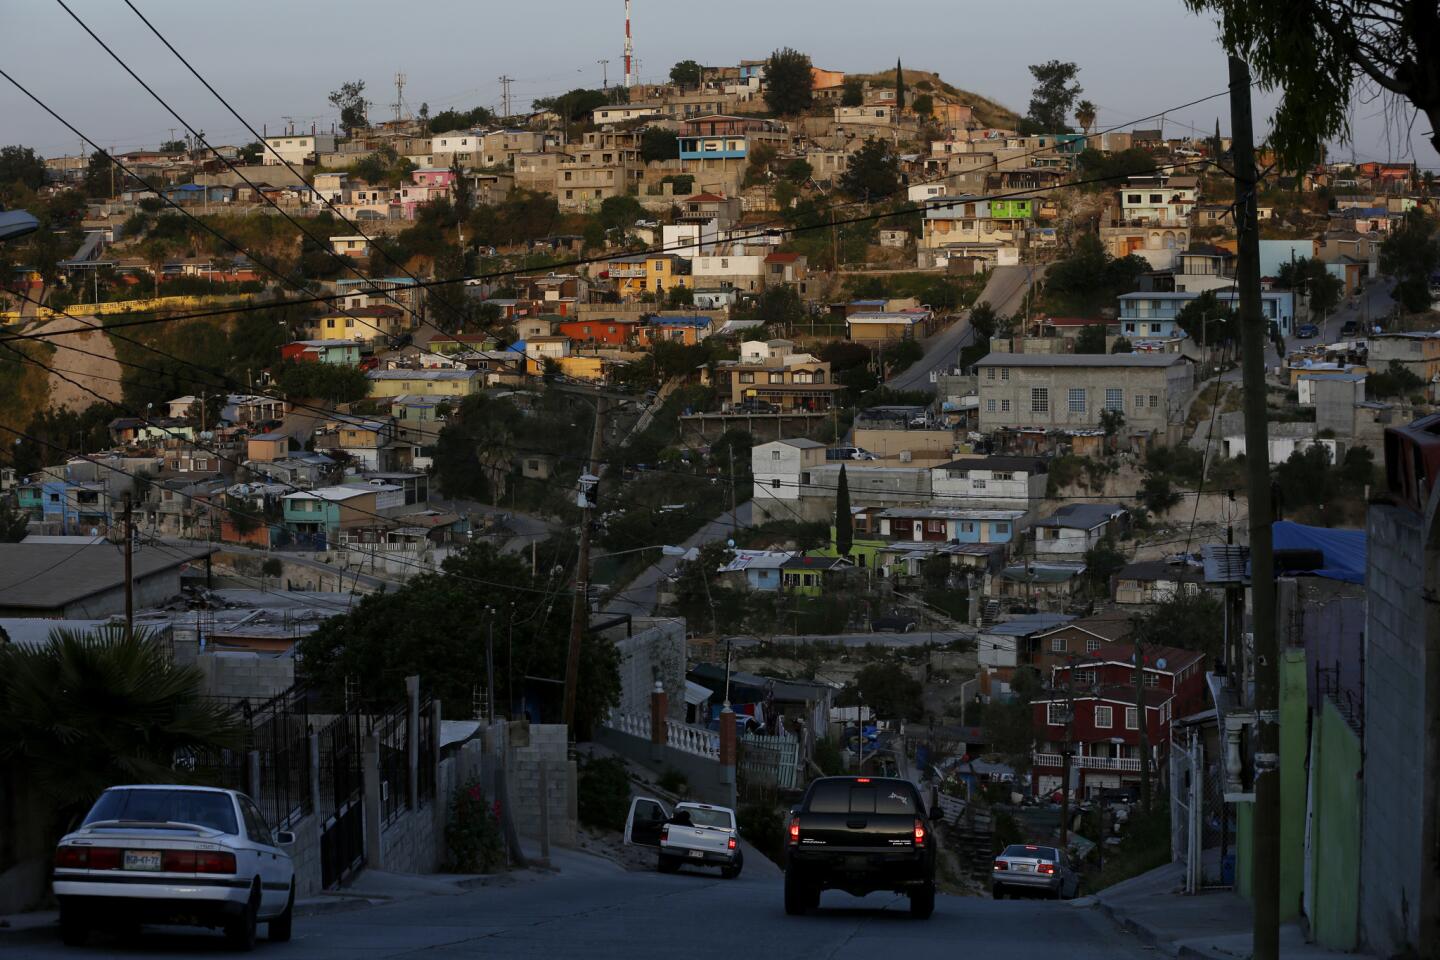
[417, 698, 436, 804]
[241, 687, 313, 830]
[316, 708, 367, 889]
[737, 733, 801, 794]
[373, 703, 410, 825]
[1170, 730, 1233, 892]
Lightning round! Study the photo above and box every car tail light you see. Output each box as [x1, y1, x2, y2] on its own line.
[788, 818, 800, 844]
[661, 825, 669, 842]
[1037, 862, 1056, 875]
[195, 851, 237, 874]
[54, 846, 87, 869]
[86, 848, 122, 870]
[727, 837, 737, 850]
[162, 850, 197, 872]
[913, 818, 926, 847]
[856, 777, 871, 783]
[994, 859, 1009, 872]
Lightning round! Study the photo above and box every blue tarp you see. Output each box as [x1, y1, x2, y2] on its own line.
[1272, 520, 1366, 584]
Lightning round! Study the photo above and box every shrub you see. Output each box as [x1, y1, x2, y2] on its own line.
[814, 737, 845, 776]
[657, 766, 690, 796]
[443, 779, 504, 872]
[577, 756, 631, 832]
[738, 801, 785, 863]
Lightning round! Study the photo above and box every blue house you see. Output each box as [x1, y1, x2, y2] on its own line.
[717, 550, 792, 592]
[1118, 289, 1296, 338]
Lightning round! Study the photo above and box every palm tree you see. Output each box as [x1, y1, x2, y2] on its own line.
[474, 422, 516, 507]
[1076, 100, 1097, 138]
[0, 625, 243, 823]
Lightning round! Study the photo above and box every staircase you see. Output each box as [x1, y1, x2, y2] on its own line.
[947, 802, 996, 879]
[980, 599, 1001, 628]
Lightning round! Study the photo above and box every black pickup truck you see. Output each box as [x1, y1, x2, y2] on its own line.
[783, 776, 938, 918]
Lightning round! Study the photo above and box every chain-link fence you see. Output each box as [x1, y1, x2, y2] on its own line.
[1170, 730, 1234, 892]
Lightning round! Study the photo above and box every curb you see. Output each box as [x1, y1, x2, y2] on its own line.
[1089, 897, 1182, 958]
[295, 895, 389, 918]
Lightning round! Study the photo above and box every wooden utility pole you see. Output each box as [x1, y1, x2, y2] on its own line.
[1059, 656, 1076, 845]
[562, 399, 606, 731]
[122, 493, 134, 638]
[1133, 631, 1151, 810]
[1229, 55, 1280, 960]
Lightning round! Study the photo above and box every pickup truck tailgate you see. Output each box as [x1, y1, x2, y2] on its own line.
[797, 781, 922, 850]
[663, 824, 731, 855]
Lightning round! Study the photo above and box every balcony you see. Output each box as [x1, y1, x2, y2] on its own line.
[1033, 751, 1142, 772]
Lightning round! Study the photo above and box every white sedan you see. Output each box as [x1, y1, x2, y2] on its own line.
[53, 784, 296, 950]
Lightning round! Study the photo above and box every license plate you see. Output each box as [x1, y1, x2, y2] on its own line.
[1013, 863, 1032, 873]
[687, 849, 704, 859]
[124, 850, 162, 871]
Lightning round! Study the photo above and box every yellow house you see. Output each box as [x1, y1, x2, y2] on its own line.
[366, 369, 483, 398]
[558, 355, 606, 382]
[609, 253, 692, 299]
[317, 305, 407, 342]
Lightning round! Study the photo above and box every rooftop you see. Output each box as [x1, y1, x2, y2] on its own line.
[1035, 503, 1129, 530]
[975, 353, 1187, 368]
[0, 544, 214, 611]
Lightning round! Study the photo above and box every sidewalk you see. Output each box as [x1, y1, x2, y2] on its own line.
[1085, 861, 1378, 960]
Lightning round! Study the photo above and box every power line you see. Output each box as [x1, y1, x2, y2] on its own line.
[120, 0, 467, 333]
[50, 1, 431, 333]
[4, 152, 1219, 347]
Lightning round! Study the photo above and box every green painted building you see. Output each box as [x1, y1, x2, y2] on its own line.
[819, 526, 885, 571]
[988, 198, 1034, 220]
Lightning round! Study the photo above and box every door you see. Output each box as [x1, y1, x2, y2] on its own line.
[623, 797, 671, 847]
[238, 797, 290, 915]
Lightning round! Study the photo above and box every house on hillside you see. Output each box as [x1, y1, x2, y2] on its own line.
[1033, 503, 1129, 557]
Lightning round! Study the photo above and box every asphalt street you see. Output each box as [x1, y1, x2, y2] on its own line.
[888, 264, 1047, 392]
[602, 501, 754, 616]
[736, 630, 973, 649]
[3, 853, 1155, 960]
[1219, 276, 1397, 383]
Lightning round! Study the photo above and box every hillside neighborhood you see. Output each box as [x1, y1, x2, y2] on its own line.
[2, 11, 1440, 960]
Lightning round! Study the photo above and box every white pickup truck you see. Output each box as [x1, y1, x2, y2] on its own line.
[623, 797, 743, 879]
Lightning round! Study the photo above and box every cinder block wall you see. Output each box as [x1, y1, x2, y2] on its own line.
[507, 724, 577, 847]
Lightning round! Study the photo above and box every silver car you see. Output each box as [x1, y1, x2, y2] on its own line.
[53, 785, 296, 950]
[992, 843, 1080, 899]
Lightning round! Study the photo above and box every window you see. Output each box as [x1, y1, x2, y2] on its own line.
[994, 522, 1010, 534]
[1001, 367, 1010, 381]
[739, 372, 755, 383]
[1001, 399, 1011, 412]
[771, 479, 781, 488]
[769, 372, 784, 384]
[1126, 707, 1139, 730]
[986, 368, 995, 380]
[770, 450, 781, 460]
[1047, 703, 1068, 726]
[1149, 193, 1163, 203]
[1127, 194, 1141, 203]
[1068, 388, 1086, 413]
[1086, 638, 1101, 653]
[326, 318, 336, 328]
[960, 521, 975, 533]
[1149, 395, 1159, 408]
[1094, 705, 1114, 728]
[1144, 673, 1159, 687]
[1136, 394, 1145, 411]
[1031, 387, 1049, 413]
[1105, 388, 1124, 411]
[1051, 636, 1066, 653]
[973, 479, 987, 490]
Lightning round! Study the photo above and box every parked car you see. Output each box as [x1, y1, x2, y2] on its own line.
[52, 785, 296, 949]
[623, 797, 744, 879]
[1340, 320, 1360, 339]
[992, 843, 1080, 900]
[736, 399, 778, 414]
[784, 776, 938, 918]
[1296, 323, 1320, 339]
[872, 612, 918, 633]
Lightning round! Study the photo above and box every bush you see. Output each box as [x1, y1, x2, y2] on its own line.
[814, 737, 845, 776]
[738, 801, 785, 864]
[1088, 803, 1171, 891]
[443, 779, 504, 872]
[577, 756, 631, 832]
[657, 766, 690, 796]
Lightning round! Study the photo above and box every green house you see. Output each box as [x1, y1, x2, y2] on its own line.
[780, 554, 854, 596]
[819, 526, 885, 571]
[988, 198, 1034, 220]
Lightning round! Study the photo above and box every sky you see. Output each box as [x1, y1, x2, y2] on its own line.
[1, 0, 1434, 167]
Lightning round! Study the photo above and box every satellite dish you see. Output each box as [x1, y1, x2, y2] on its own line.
[1156, 658, 1168, 670]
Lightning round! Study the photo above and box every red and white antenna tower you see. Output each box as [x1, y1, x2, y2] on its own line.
[624, 0, 635, 88]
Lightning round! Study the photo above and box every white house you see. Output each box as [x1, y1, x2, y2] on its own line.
[262, 134, 337, 166]
[663, 219, 720, 258]
[751, 439, 826, 516]
[692, 254, 767, 292]
[329, 235, 372, 258]
[1118, 174, 1197, 225]
[1032, 503, 1129, 557]
[929, 456, 1048, 506]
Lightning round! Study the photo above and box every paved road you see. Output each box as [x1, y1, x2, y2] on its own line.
[602, 501, 754, 616]
[888, 264, 1047, 393]
[3, 854, 1154, 960]
[1219, 276, 1397, 383]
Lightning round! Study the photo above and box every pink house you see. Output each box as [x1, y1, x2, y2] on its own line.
[412, 168, 457, 188]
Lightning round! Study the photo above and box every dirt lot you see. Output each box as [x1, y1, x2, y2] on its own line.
[30, 316, 124, 410]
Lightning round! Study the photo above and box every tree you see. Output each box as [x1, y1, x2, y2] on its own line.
[968, 300, 998, 340]
[1174, 290, 1237, 346]
[1083, 535, 1126, 596]
[640, 127, 679, 163]
[894, 60, 907, 113]
[0, 497, 30, 541]
[835, 464, 852, 558]
[0, 625, 243, 820]
[780, 158, 813, 184]
[428, 106, 494, 135]
[1075, 322, 1109, 354]
[1182, 0, 1440, 166]
[1044, 234, 1148, 312]
[532, 89, 609, 124]
[912, 93, 934, 118]
[1135, 590, 1225, 660]
[839, 137, 899, 200]
[1380, 209, 1439, 313]
[1111, 336, 1134, 353]
[328, 79, 368, 136]
[841, 78, 865, 107]
[1075, 99, 1097, 136]
[1024, 60, 1082, 132]
[670, 60, 703, 88]
[985, 666, 1042, 778]
[82, 150, 111, 199]
[298, 544, 620, 729]
[0, 145, 46, 193]
[599, 194, 644, 233]
[837, 663, 925, 721]
[1140, 473, 1182, 515]
[238, 141, 263, 164]
[764, 48, 814, 117]
[273, 360, 370, 403]
[1100, 407, 1126, 438]
[1076, 147, 1157, 188]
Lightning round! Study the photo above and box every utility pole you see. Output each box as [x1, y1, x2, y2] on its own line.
[727, 444, 737, 539]
[1133, 631, 1151, 811]
[486, 606, 496, 722]
[1229, 55, 1280, 960]
[562, 399, 607, 731]
[122, 493, 134, 638]
[598, 59, 610, 90]
[1059, 656, 1076, 846]
[497, 76, 514, 121]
